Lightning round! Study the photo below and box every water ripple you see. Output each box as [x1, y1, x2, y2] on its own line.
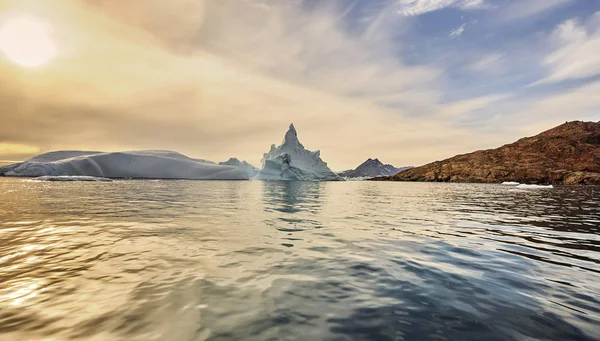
[0, 179, 598, 340]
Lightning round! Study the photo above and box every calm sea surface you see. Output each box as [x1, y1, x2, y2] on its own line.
[0, 178, 599, 341]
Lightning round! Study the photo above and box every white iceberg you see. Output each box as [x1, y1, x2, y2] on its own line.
[3, 150, 248, 180]
[255, 124, 342, 181]
[502, 181, 520, 186]
[516, 184, 554, 189]
[34, 175, 113, 182]
[219, 158, 259, 178]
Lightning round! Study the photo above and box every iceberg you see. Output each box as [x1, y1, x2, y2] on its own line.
[255, 124, 342, 181]
[0, 163, 22, 176]
[516, 184, 554, 189]
[2, 150, 248, 180]
[502, 181, 520, 186]
[219, 158, 259, 178]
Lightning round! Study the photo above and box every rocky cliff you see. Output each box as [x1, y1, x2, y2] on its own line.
[377, 121, 600, 185]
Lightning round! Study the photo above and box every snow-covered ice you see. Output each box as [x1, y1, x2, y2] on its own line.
[502, 181, 520, 186]
[3, 150, 248, 180]
[255, 124, 342, 181]
[516, 184, 554, 189]
[219, 158, 259, 178]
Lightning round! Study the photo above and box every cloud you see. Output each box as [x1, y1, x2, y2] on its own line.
[0, 143, 40, 156]
[449, 23, 467, 38]
[496, 0, 573, 22]
[1, 0, 512, 169]
[468, 53, 505, 72]
[531, 13, 600, 85]
[397, 0, 486, 16]
[436, 94, 510, 118]
[1, 0, 593, 171]
[504, 80, 600, 136]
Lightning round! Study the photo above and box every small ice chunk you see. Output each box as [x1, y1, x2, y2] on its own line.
[516, 184, 554, 189]
[345, 176, 372, 181]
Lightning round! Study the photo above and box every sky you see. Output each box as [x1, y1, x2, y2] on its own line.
[0, 0, 598, 170]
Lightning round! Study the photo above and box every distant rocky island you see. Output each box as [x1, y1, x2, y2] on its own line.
[338, 158, 412, 179]
[375, 121, 600, 185]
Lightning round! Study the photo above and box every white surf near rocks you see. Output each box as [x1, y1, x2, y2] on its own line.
[255, 124, 342, 181]
[219, 158, 259, 179]
[2, 150, 248, 180]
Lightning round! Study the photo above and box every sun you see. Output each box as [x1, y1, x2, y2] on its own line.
[0, 14, 57, 68]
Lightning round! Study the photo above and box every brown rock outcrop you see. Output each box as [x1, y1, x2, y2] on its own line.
[377, 121, 600, 185]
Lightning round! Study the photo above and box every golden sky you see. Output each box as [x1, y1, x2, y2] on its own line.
[0, 0, 597, 169]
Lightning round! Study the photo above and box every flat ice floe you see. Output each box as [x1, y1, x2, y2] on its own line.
[3, 150, 248, 180]
[344, 176, 374, 181]
[255, 124, 342, 181]
[516, 184, 554, 189]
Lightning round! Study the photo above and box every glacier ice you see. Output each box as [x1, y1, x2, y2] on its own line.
[219, 158, 259, 178]
[255, 124, 342, 181]
[3, 150, 248, 180]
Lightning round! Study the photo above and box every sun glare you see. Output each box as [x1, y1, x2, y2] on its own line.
[0, 14, 57, 68]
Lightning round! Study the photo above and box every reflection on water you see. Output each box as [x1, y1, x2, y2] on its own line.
[0, 179, 599, 340]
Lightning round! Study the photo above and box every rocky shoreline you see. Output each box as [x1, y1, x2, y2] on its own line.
[373, 121, 600, 185]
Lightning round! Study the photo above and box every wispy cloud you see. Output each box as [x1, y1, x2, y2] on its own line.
[437, 94, 510, 118]
[1, 0, 500, 168]
[531, 13, 600, 85]
[503, 80, 600, 136]
[398, 0, 486, 16]
[0, 143, 40, 156]
[468, 53, 505, 72]
[0, 0, 595, 170]
[496, 0, 573, 22]
[449, 23, 467, 38]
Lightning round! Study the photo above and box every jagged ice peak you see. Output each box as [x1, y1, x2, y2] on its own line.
[282, 123, 304, 149]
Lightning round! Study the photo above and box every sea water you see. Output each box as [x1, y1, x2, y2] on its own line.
[0, 179, 598, 340]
